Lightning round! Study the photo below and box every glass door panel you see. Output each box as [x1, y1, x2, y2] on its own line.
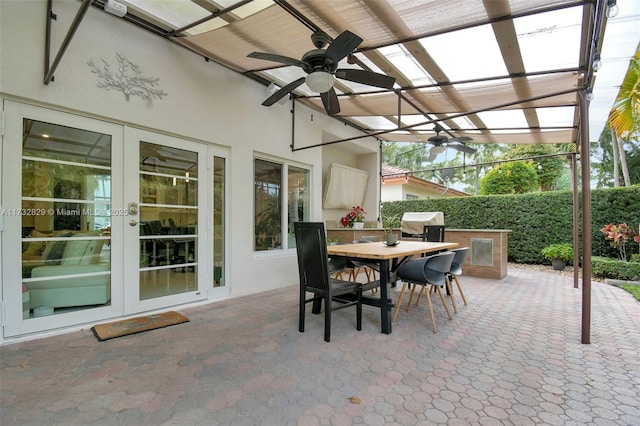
[213, 156, 225, 287]
[21, 120, 113, 318]
[139, 142, 198, 300]
[2, 101, 123, 337]
[123, 129, 206, 313]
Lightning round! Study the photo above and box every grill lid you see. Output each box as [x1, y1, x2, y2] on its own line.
[401, 212, 444, 235]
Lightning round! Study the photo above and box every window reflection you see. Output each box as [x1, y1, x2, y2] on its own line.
[287, 166, 309, 249]
[21, 119, 112, 318]
[254, 159, 282, 251]
[213, 156, 225, 287]
[254, 159, 310, 251]
[138, 141, 198, 300]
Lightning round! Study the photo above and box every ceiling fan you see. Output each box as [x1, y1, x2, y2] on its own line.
[247, 30, 396, 116]
[426, 123, 476, 161]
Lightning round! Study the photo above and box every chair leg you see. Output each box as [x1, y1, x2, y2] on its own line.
[324, 296, 331, 342]
[392, 282, 407, 322]
[312, 298, 322, 314]
[406, 285, 418, 312]
[434, 285, 453, 320]
[454, 275, 468, 305]
[356, 290, 362, 331]
[425, 285, 437, 332]
[366, 268, 378, 294]
[415, 286, 427, 307]
[445, 277, 458, 313]
[299, 289, 306, 333]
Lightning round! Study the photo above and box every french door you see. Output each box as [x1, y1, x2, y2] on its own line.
[2, 102, 209, 337]
[123, 128, 207, 313]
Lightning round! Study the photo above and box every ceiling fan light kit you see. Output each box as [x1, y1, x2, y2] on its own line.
[306, 71, 335, 93]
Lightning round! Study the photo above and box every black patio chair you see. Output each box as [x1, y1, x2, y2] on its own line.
[294, 222, 362, 342]
[422, 225, 446, 242]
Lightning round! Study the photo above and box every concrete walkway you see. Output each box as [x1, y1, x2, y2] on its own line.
[1, 267, 639, 425]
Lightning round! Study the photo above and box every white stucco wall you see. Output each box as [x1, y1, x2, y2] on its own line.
[0, 0, 380, 340]
[381, 184, 405, 202]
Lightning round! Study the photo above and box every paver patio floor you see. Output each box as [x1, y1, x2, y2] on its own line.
[1, 267, 639, 425]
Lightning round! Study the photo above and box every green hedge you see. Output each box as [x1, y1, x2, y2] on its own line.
[592, 256, 640, 281]
[381, 186, 640, 264]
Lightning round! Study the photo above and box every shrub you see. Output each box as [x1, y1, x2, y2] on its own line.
[592, 256, 640, 281]
[541, 243, 573, 262]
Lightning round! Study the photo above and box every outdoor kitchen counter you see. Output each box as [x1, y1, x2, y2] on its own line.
[327, 228, 510, 279]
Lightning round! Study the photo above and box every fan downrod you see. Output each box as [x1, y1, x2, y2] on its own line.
[310, 31, 330, 49]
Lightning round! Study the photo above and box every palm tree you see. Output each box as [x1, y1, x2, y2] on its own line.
[607, 42, 640, 187]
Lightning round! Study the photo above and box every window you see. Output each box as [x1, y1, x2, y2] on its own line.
[287, 166, 309, 249]
[406, 194, 418, 200]
[254, 158, 309, 251]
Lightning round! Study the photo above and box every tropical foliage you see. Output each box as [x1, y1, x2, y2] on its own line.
[606, 42, 640, 187]
[608, 43, 640, 139]
[479, 161, 539, 195]
[600, 223, 640, 261]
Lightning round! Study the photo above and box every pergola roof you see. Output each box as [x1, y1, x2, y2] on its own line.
[96, 0, 639, 148]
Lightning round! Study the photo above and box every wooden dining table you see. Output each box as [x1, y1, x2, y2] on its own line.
[327, 240, 459, 334]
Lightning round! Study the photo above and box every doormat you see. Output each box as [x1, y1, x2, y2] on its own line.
[91, 311, 189, 341]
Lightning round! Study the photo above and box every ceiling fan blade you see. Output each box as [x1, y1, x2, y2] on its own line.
[262, 77, 305, 106]
[320, 88, 340, 115]
[335, 69, 396, 89]
[428, 135, 447, 145]
[447, 143, 477, 154]
[324, 30, 363, 65]
[448, 136, 473, 143]
[248, 52, 307, 69]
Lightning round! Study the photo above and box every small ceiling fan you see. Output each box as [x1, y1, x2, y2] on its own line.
[247, 30, 396, 116]
[426, 123, 476, 161]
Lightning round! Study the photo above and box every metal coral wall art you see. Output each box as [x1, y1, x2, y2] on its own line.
[88, 53, 167, 105]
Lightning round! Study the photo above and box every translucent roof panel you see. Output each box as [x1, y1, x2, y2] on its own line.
[419, 24, 508, 82]
[125, 0, 210, 28]
[350, 116, 399, 130]
[124, 0, 272, 35]
[536, 106, 576, 128]
[477, 110, 529, 132]
[378, 44, 435, 86]
[214, 0, 273, 19]
[514, 5, 583, 73]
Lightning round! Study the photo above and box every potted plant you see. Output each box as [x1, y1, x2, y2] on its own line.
[340, 206, 366, 229]
[541, 243, 573, 270]
[382, 215, 401, 246]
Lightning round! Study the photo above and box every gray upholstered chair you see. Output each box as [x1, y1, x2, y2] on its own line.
[446, 247, 469, 307]
[392, 251, 455, 332]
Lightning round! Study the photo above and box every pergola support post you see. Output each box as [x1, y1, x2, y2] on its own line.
[571, 152, 579, 290]
[578, 88, 592, 344]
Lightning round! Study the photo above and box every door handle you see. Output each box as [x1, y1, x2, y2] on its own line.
[129, 219, 138, 226]
[128, 202, 138, 215]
